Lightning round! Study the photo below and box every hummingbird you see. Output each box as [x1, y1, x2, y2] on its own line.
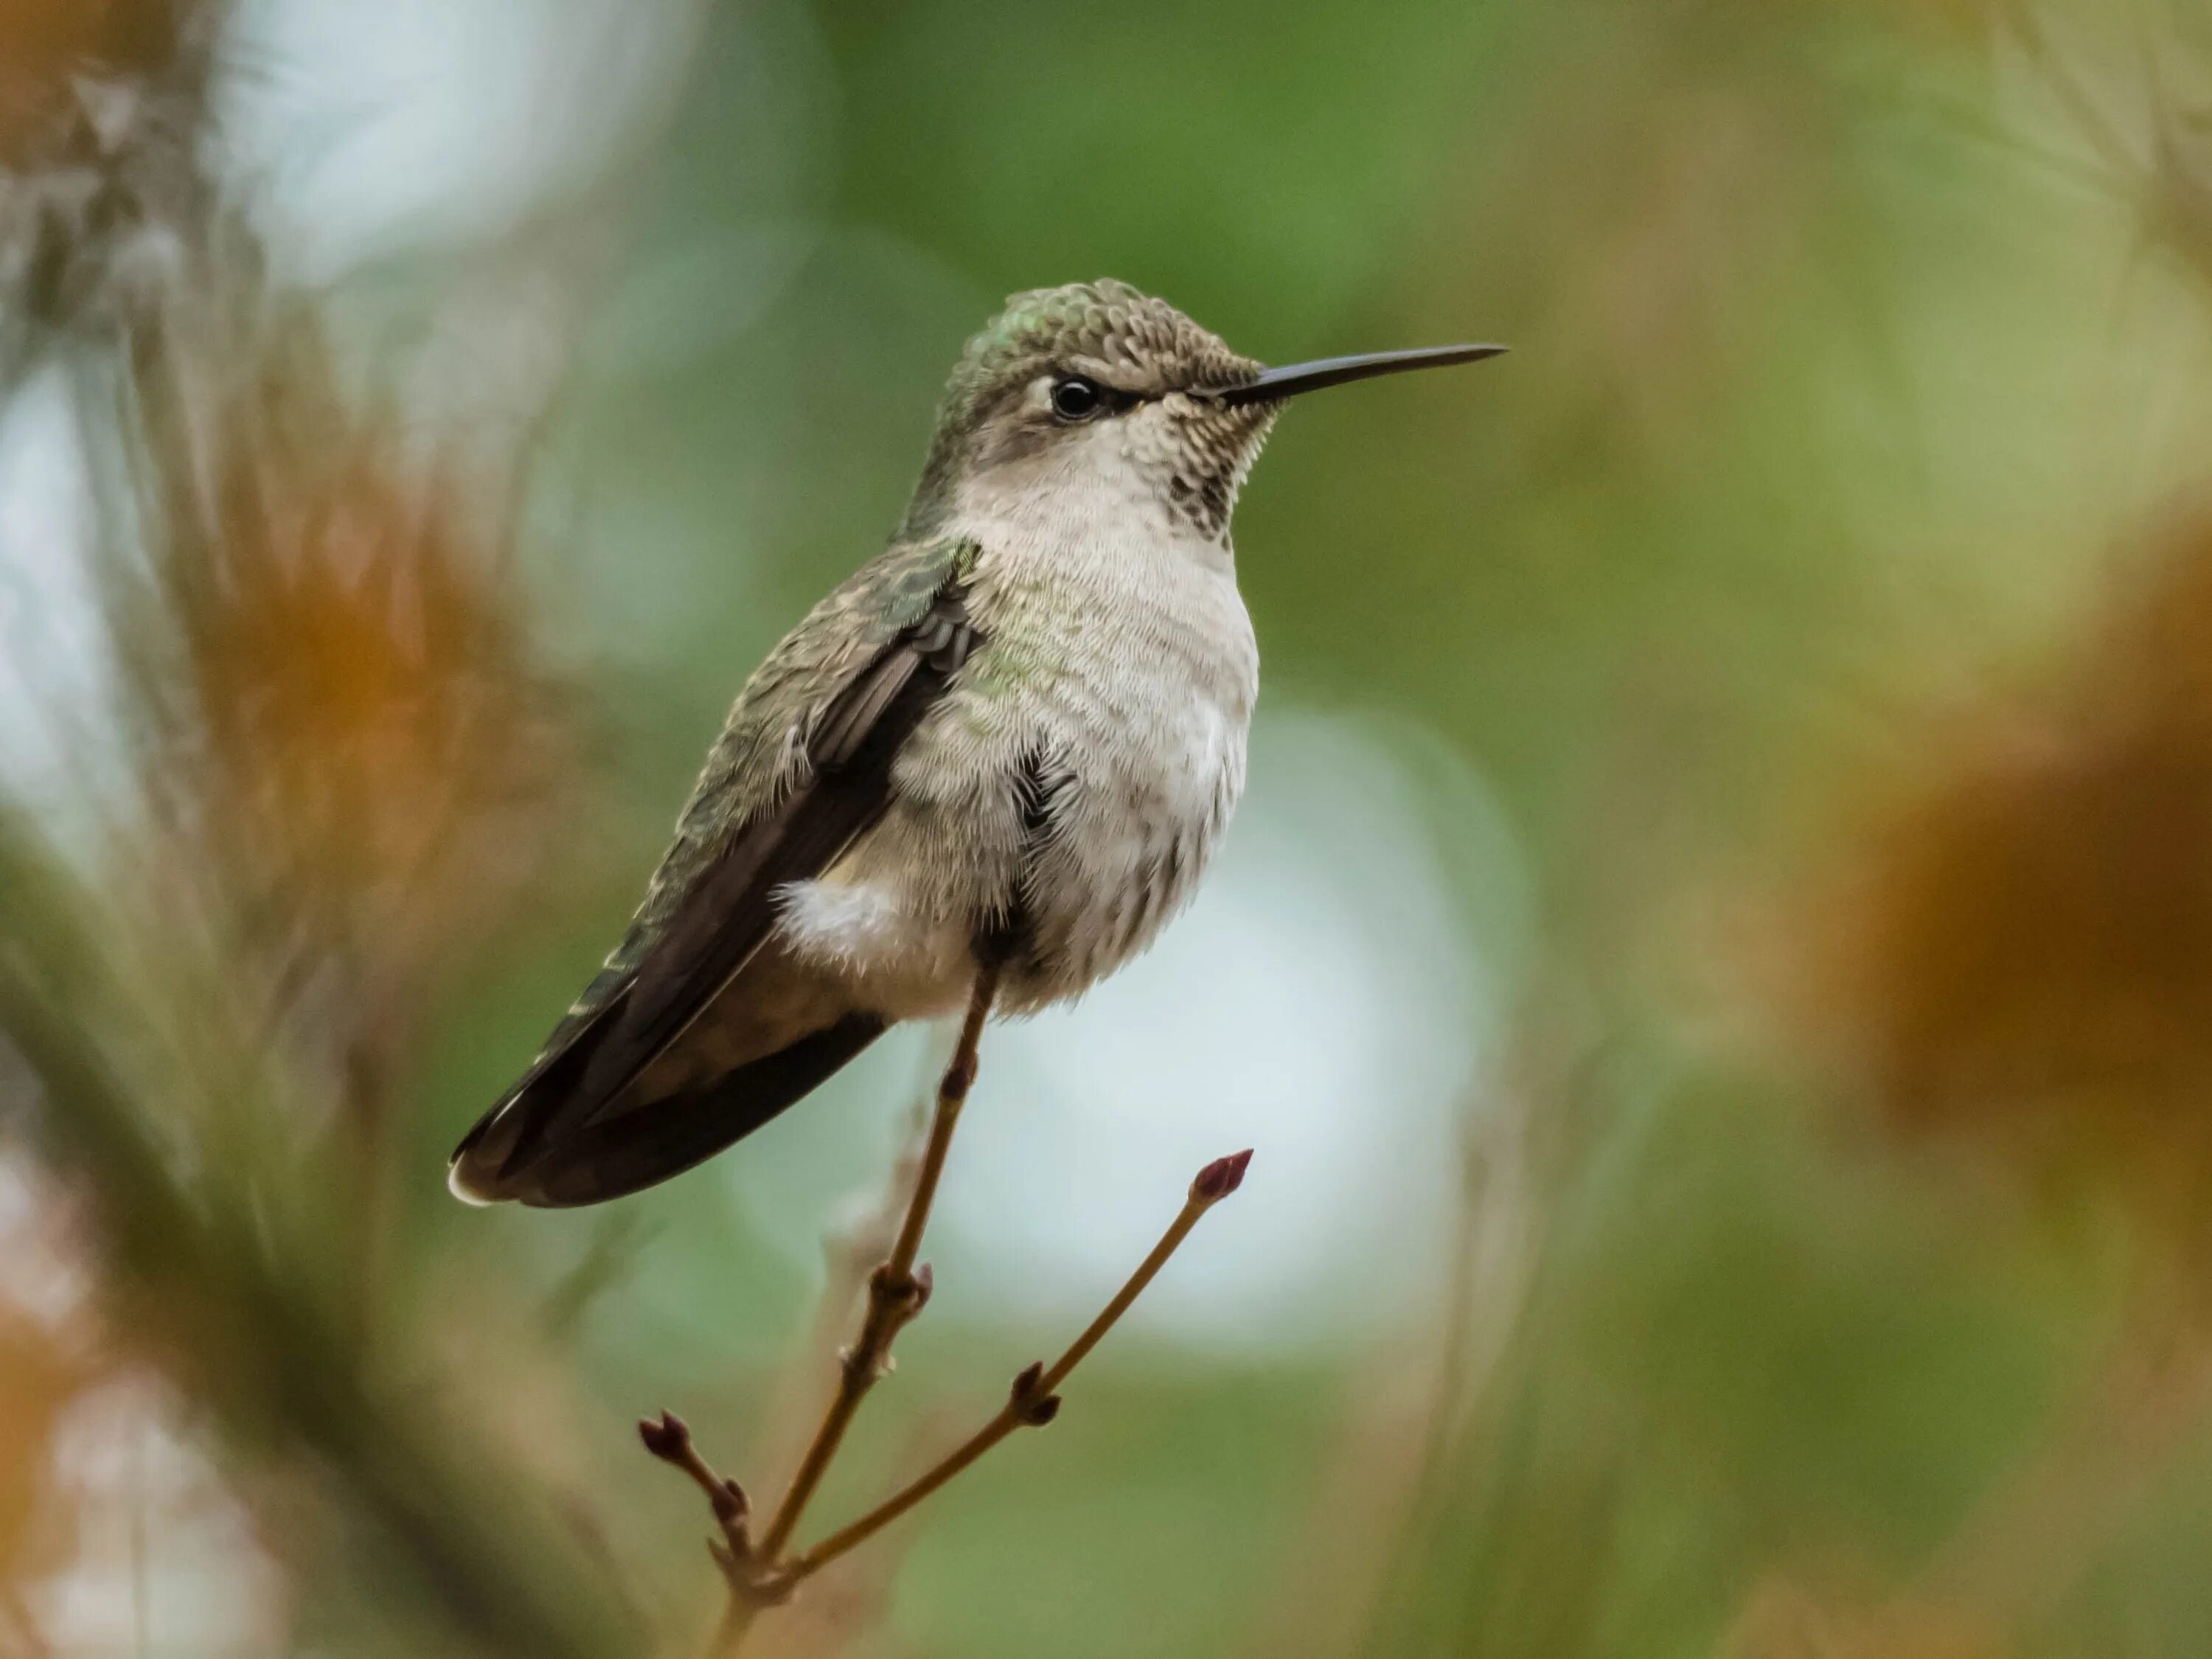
[450, 279, 1503, 1207]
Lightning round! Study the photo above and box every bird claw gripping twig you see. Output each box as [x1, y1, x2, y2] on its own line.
[637, 967, 1253, 1653]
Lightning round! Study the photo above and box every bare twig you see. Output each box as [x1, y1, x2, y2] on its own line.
[781, 1148, 1253, 1583]
[639, 963, 999, 1646]
[757, 963, 1001, 1560]
[754, 1099, 930, 1478]
[636, 1412, 755, 1589]
[637, 961, 1255, 1653]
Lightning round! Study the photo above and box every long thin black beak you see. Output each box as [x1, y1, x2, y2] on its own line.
[1203, 343, 1508, 406]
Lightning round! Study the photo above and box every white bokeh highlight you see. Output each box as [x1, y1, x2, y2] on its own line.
[0, 371, 109, 819]
[226, 0, 706, 277]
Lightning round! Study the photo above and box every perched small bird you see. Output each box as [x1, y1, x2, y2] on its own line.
[450, 279, 1501, 1206]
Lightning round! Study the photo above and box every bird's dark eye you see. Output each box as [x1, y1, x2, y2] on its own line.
[1049, 376, 1104, 421]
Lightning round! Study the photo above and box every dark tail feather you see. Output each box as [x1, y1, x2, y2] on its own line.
[448, 1014, 887, 1208]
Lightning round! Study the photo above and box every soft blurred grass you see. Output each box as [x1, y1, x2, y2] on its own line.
[10, 0, 2212, 1655]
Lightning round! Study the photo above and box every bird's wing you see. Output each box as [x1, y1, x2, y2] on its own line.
[448, 537, 980, 1201]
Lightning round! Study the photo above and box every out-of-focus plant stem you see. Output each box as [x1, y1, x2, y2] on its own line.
[1919, 1257, 2212, 1629]
[0, 815, 635, 1659]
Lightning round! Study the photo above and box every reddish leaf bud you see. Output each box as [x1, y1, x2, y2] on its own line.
[1009, 1360, 1060, 1425]
[1189, 1147, 1254, 1205]
[944, 1050, 978, 1100]
[712, 1477, 748, 1525]
[638, 1411, 690, 1461]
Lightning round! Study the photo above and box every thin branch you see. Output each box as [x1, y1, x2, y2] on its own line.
[637, 1412, 753, 1583]
[781, 1147, 1253, 1583]
[639, 963, 1001, 1648]
[757, 961, 1001, 1561]
[754, 1099, 930, 1478]
[636, 968, 1256, 1655]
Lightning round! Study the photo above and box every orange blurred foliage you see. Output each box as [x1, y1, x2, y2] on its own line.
[122, 318, 580, 1018]
[0, 1321, 90, 1585]
[1809, 509, 2212, 1234]
[0, 0, 184, 158]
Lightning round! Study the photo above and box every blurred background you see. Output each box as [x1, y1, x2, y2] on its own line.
[4, 0, 2212, 1654]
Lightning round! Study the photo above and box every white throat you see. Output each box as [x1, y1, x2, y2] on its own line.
[953, 417, 1241, 577]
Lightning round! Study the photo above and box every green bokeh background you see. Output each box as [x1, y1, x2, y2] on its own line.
[10, 0, 2212, 1654]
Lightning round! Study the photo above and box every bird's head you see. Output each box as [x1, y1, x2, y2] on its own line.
[900, 279, 1503, 545]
